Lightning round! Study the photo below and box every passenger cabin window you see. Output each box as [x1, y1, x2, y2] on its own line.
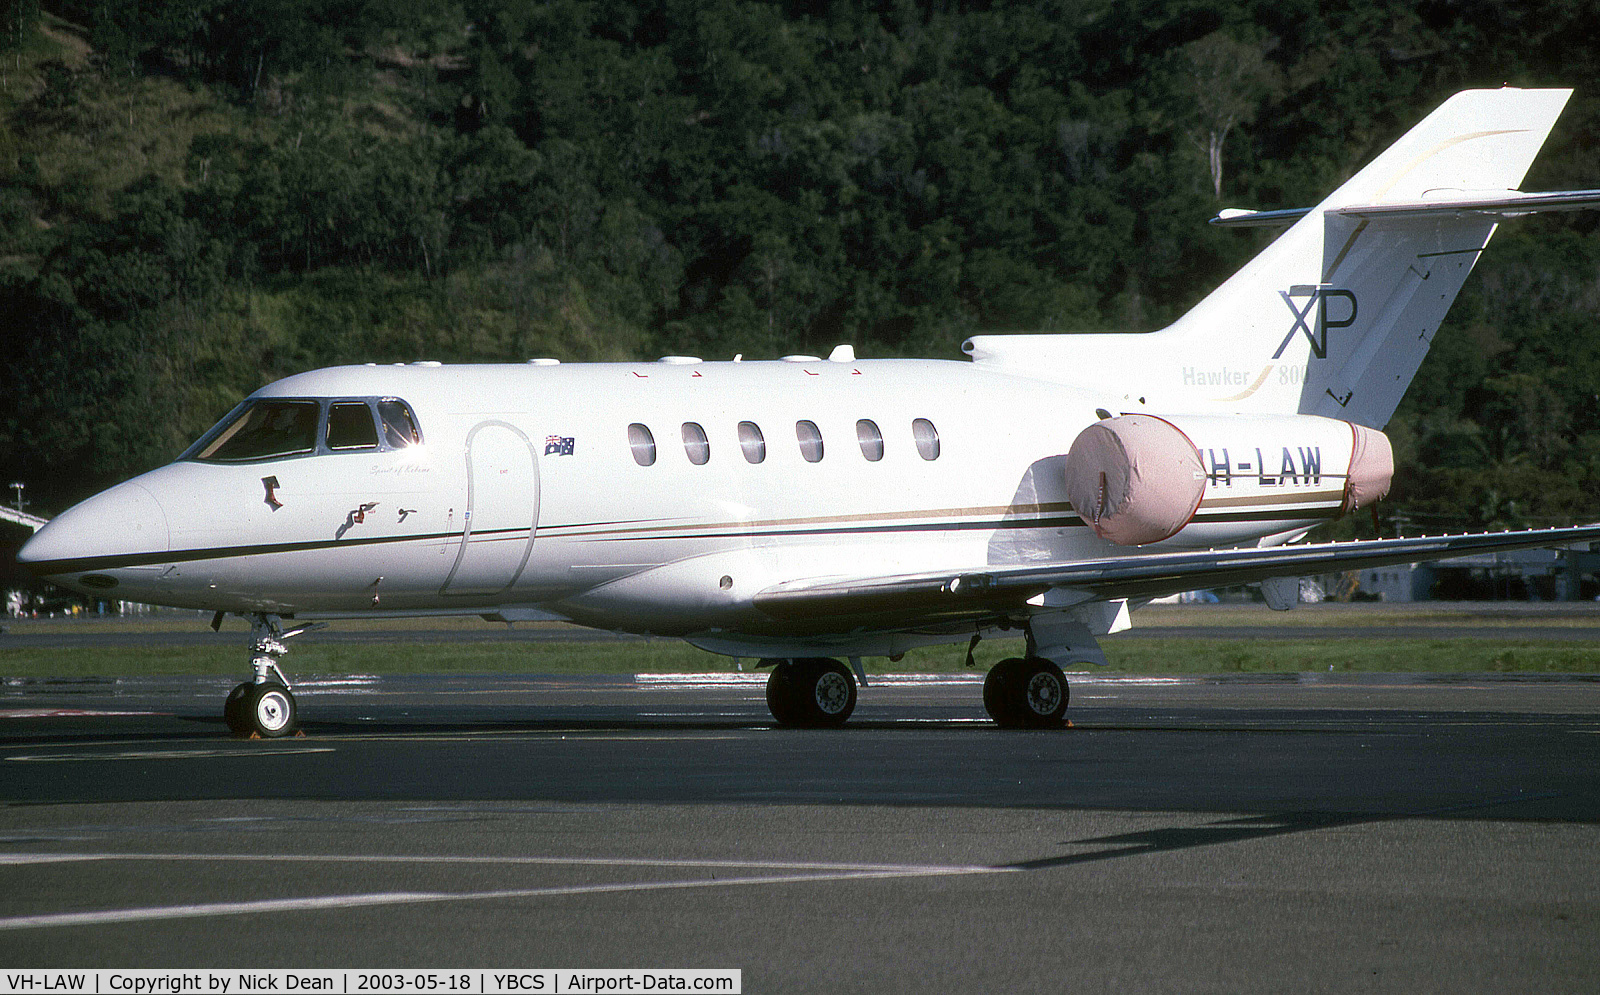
[326, 402, 380, 450]
[378, 400, 421, 448]
[913, 418, 940, 460]
[796, 420, 824, 463]
[738, 421, 766, 464]
[193, 400, 320, 462]
[682, 422, 710, 465]
[856, 419, 884, 461]
[628, 423, 657, 466]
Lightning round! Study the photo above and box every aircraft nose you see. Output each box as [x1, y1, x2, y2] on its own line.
[17, 481, 171, 578]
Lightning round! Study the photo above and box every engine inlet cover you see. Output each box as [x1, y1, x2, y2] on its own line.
[1064, 415, 1205, 545]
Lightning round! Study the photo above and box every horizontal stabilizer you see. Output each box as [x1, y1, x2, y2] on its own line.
[1212, 189, 1600, 227]
[1335, 188, 1600, 220]
[1209, 207, 1313, 227]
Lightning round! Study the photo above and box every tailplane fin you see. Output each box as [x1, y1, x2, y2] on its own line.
[967, 87, 1586, 427]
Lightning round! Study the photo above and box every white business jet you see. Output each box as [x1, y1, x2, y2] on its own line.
[19, 87, 1600, 736]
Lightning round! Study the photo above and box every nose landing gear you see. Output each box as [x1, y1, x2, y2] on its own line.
[220, 613, 323, 738]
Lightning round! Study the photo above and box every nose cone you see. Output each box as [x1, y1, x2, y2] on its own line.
[18, 481, 171, 580]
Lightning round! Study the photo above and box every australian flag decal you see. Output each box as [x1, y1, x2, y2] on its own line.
[544, 435, 576, 456]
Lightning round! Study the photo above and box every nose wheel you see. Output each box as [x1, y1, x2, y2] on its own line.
[224, 681, 297, 738]
[220, 613, 321, 738]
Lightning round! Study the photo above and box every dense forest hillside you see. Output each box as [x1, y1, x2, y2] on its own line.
[3, 0, 1600, 538]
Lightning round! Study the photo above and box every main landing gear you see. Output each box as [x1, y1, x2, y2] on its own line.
[758, 652, 1075, 729]
[221, 613, 321, 738]
[764, 658, 858, 728]
[759, 650, 1073, 729]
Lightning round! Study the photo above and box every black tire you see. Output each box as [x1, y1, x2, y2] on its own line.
[1015, 657, 1069, 728]
[767, 658, 857, 727]
[244, 682, 296, 738]
[223, 681, 254, 735]
[983, 657, 1028, 728]
[765, 661, 804, 726]
[985, 657, 1069, 728]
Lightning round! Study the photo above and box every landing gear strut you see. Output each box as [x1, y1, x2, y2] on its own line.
[221, 613, 322, 738]
[764, 658, 858, 728]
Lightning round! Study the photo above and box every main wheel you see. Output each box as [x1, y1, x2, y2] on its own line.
[766, 658, 857, 727]
[984, 657, 1069, 729]
[223, 681, 254, 735]
[983, 657, 1028, 728]
[243, 682, 297, 738]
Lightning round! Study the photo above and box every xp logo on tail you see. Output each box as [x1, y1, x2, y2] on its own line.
[1273, 285, 1358, 359]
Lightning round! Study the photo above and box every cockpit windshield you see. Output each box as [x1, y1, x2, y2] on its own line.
[192, 401, 320, 462]
[183, 397, 423, 463]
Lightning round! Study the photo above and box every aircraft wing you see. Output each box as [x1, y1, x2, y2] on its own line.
[0, 507, 48, 532]
[753, 525, 1600, 624]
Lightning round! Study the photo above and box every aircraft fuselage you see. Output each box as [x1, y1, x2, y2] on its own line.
[21, 356, 1345, 641]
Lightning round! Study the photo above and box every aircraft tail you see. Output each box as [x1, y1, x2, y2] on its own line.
[966, 87, 1584, 427]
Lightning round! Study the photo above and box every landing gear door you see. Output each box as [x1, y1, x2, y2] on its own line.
[441, 421, 538, 596]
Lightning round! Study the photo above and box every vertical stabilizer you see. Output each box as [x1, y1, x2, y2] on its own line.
[966, 87, 1575, 426]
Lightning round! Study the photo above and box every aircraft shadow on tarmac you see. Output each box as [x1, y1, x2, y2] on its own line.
[6, 692, 1600, 834]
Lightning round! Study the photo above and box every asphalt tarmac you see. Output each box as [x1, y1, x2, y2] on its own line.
[3, 671, 1600, 992]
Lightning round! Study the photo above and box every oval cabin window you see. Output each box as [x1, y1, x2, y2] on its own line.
[739, 421, 766, 463]
[628, 423, 656, 466]
[796, 420, 824, 463]
[913, 418, 940, 461]
[682, 422, 710, 465]
[856, 419, 884, 461]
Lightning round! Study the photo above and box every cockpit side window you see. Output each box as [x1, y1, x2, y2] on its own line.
[192, 400, 320, 462]
[327, 402, 380, 450]
[377, 399, 422, 448]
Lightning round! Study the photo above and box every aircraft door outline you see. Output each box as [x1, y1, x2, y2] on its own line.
[440, 420, 539, 596]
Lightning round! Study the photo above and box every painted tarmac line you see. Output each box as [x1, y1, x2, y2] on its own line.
[0, 851, 998, 874]
[6, 748, 336, 762]
[0, 709, 169, 718]
[0, 865, 1015, 931]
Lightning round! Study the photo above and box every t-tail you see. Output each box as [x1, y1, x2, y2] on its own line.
[966, 87, 1600, 428]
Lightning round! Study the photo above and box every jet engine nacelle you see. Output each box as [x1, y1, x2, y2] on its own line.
[1064, 413, 1393, 546]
